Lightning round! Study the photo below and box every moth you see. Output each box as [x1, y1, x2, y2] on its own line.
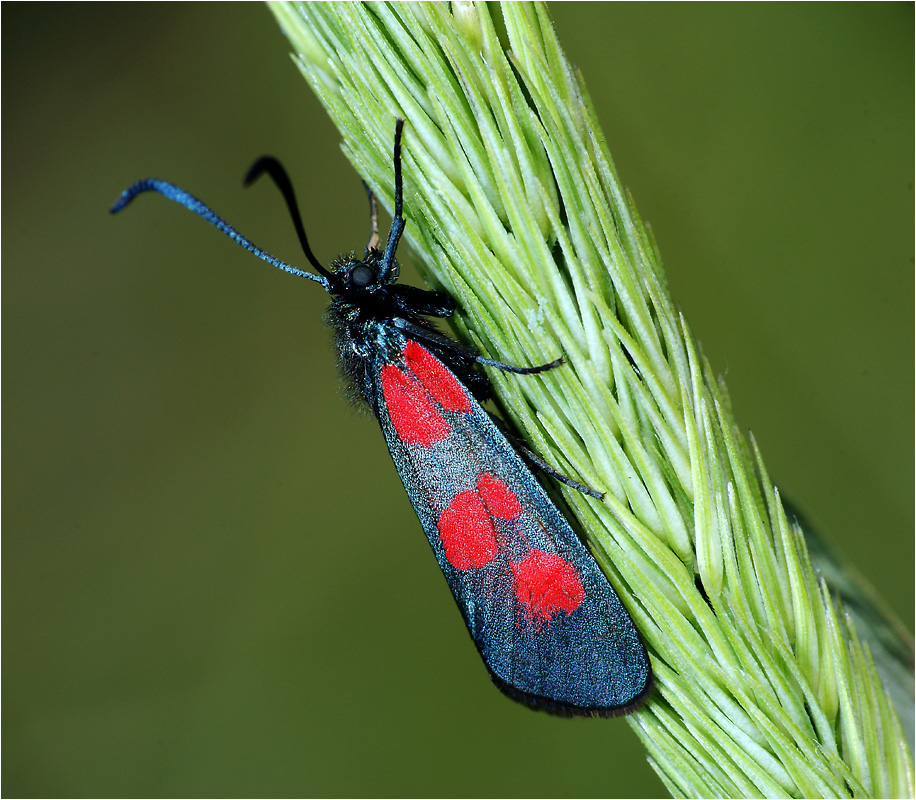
[111, 120, 651, 715]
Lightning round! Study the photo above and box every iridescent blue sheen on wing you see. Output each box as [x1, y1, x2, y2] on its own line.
[374, 339, 651, 715]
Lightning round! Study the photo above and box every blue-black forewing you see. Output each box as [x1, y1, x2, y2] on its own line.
[373, 338, 650, 715]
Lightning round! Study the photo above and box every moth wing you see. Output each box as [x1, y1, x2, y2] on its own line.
[373, 340, 650, 714]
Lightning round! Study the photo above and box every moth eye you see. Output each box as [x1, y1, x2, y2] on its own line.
[350, 264, 375, 288]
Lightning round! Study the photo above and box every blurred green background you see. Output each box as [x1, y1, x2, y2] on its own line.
[3, 4, 911, 797]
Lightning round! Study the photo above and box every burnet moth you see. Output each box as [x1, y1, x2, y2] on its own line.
[111, 120, 652, 716]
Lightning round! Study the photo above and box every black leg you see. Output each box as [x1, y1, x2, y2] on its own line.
[380, 119, 406, 279]
[394, 319, 564, 375]
[515, 442, 605, 500]
[491, 418, 605, 500]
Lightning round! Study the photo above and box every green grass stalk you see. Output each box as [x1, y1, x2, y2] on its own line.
[267, 3, 913, 796]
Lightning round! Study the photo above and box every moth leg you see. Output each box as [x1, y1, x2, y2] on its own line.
[379, 119, 406, 281]
[475, 354, 563, 375]
[394, 318, 563, 374]
[363, 180, 380, 252]
[491, 418, 604, 500]
[517, 444, 605, 500]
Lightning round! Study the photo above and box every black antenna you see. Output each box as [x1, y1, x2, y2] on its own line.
[111, 120, 408, 289]
[109, 179, 329, 286]
[244, 157, 331, 279]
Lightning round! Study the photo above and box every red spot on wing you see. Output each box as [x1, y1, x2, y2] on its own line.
[381, 364, 450, 446]
[438, 490, 499, 569]
[512, 550, 584, 621]
[438, 473, 524, 571]
[402, 340, 471, 413]
[477, 473, 522, 519]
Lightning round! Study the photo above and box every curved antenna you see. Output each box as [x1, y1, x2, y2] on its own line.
[110, 180, 330, 287]
[244, 157, 331, 279]
[379, 118, 406, 282]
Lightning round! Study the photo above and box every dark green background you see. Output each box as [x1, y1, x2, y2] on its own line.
[4, 4, 912, 797]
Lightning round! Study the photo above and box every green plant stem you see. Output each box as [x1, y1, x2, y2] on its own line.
[267, 3, 913, 796]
